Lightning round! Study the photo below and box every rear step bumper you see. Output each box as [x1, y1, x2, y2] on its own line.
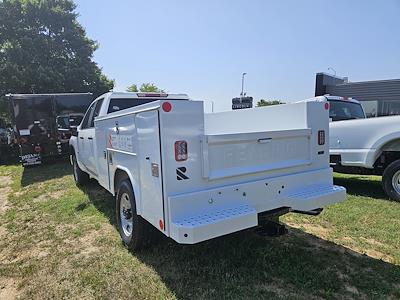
[285, 185, 346, 212]
[170, 180, 346, 244]
[170, 204, 258, 244]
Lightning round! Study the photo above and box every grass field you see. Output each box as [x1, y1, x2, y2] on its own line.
[0, 162, 399, 299]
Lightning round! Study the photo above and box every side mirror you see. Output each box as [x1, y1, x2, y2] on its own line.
[71, 127, 78, 137]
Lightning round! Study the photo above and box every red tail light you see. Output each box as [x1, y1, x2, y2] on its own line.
[318, 130, 325, 145]
[175, 141, 188, 161]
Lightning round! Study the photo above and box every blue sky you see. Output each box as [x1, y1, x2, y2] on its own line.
[74, 0, 400, 112]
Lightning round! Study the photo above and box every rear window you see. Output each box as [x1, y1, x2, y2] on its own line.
[107, 98, 157, 114]
[56, 115, 84, 129]
[329, 100, 365, 121]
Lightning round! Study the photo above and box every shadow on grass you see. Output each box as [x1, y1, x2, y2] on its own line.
[334, 175, 389, 200]
[78, 180, 117, 225]
[20, 159, 72, 187]
[82, 181, 400, 299]
[136, 229, 400, 299]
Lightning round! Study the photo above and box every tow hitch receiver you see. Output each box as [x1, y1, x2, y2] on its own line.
[254, 208, 289, 237]
[254, 219, 288, 237]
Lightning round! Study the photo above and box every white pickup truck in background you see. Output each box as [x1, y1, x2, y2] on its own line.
[330, 112, 400, 201]
[70, 92, 346, 250]
[303, 95, 400, 200]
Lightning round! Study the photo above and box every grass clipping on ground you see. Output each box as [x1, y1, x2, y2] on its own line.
[0, 163, 399, 299]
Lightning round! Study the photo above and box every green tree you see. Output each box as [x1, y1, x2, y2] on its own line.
[0, 0, 114, 100]
[257, 99, 285, 107]
[127, 83, 165, 93]
[140, 83, 164, 93]
[126, 84, 138, 92]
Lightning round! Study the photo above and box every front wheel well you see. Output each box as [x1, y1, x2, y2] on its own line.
[69, 145, 75, 155]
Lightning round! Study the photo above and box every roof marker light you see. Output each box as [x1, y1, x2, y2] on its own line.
[137, 93, 168, 98]
[162, 102, 172, 112]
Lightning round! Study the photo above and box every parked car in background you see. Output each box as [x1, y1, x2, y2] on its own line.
[301, 95, 400, 200]
[298, 95, 366, 121]
[330, 114, 400, 201]
[56, 113, 85, 143]
[0, 119, 19, 165]
[0, 118, 7, 163]
[70, 92, 345, 250]
[7, 93, 93, 166]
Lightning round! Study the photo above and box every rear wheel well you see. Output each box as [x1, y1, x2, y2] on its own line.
[114, 169, 130, 194]
[374, 151, 400, 174]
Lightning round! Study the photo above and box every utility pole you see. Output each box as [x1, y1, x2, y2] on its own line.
[328, 67, 336, 77]
[241, 72, 247, 97]
[232, 72, 252, 110]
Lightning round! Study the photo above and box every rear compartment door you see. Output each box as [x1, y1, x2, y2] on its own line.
[202, 129, 312, 180]
[136, 110, 165, 231]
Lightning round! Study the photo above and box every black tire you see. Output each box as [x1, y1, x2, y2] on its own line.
[382, 159, 400, 201]
[116, 179, 151, 251]
[71, 153, 89, 186]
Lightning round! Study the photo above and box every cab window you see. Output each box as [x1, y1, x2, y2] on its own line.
[80, 102, 96, 129]
[89, 99, 104, 128]
[81, 98, 104, 129]
[107, 98, 157, 114]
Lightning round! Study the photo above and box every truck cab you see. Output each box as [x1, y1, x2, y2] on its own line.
[70, 92, 189, 178]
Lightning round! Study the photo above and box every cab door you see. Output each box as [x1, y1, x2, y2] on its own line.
[86, 98, 103, 174]
[136, 110, 165, 231]
[78, 101, 96, 171]
[78, 99, 103, 175]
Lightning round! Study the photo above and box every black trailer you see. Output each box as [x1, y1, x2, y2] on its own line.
[7, 93, 93, 166]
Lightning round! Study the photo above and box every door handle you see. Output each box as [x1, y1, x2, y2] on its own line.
[145, 157, 150, 160]
[88, 137, 93, 140]
[257, 138, 272, 144]
[79, 137, 84, 139]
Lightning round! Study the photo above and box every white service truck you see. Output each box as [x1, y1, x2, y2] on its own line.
[70, 92, 346, 250]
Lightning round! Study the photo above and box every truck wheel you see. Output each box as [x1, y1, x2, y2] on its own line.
[116, 179, 150, 251]
[382, 159, 400, 201]
[71, 153, 89, 186]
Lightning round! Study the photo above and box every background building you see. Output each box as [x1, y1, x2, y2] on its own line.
[315, 73, 400, 117]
